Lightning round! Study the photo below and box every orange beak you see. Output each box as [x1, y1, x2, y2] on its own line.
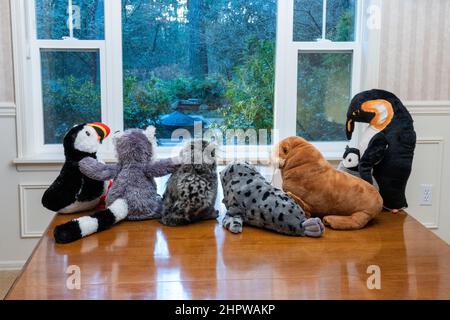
[346, 119, 354, 140]
[87, 122, 111, 142]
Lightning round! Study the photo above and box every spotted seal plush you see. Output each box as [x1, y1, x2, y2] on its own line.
[220, 162, 324, 237]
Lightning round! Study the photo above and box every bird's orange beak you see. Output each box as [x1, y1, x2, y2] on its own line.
[87, 122, 110, 142]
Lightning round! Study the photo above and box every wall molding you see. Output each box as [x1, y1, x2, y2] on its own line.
[0, 260, 25, 271]
[413, 138, 444, 230]
[0, 102, 16, 117]
[19, 183, 51, 238]
[405, 101, 450, 115]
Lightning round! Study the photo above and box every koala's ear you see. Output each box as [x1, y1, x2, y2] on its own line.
[144, 126, 156, 142]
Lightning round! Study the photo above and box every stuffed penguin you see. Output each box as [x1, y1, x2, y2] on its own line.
[337, 145, 379, 189]
[345, 89, 416, 211]
[338, 145, 360, 174]
[41, 122, 111, 214]
[53, 126, 180, 243]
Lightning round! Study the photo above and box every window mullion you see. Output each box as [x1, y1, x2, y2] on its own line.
[274, 0, 297, 141]
[322, 0, 327, 40]
[104, 0, 124, 143]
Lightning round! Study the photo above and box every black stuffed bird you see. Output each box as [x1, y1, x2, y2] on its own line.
[346, 89, 416, 211]
[42, 122, 111, 213]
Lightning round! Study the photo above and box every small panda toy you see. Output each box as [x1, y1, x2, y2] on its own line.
[42, 122, 111, 214]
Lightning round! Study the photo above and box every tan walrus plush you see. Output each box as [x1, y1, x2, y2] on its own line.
[272, 136, 383, 230]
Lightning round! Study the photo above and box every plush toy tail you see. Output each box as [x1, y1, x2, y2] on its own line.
[54, 199, 128, 244]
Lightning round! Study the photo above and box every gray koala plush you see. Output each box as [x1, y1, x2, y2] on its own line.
[54, 126, 179, 243]
[160, 140, 218, 226]
[220, 162, 324, 237]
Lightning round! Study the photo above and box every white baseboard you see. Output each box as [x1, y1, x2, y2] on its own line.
[0, 260, 25, 271]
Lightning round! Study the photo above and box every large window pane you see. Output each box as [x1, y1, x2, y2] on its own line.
[35, 0, 104, 40]
[41, 50, 101, 144]
[293, 0, 323, 41]
[122, 0, 276, 146]
[326, 0, 356, 41]
[296, 52, 352, 141]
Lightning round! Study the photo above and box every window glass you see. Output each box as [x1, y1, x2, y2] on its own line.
[326, 0, 356, 41]
[41, 50, 101, 144]
[296, 52, 352, 141]
[293, 0, 323, 41]
[35, 0, 104, 40]
[122, 0, 276, 145]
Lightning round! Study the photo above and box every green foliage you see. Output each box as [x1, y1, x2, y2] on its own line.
[296, 52, 351, 141]
[38, 0, 357, 144]
[160, 75, 226, 106]
[123, 74, 227, 130]
[123, 76, 171, 130]
[329, 9, 355, 41]
[296, 5, 355, 141]
[42, 76, 101, 143]
[216, 38, 275, 131]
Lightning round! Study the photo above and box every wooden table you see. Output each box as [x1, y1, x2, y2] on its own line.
[6, 211, 450, 299]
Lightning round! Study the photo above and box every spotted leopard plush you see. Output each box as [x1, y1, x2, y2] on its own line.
[160, 140, 218, 226]
[220, 162, 324, 237]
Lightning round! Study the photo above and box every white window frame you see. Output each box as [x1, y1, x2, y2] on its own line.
[12, 0, 370, 162]
[12, 0, 123, 159]
[275, 0, 363, 157]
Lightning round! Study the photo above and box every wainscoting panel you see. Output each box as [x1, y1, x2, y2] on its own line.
[405, 138, 444, 229]
[0, 102, 16, 117]
[19, 184, 55, 238]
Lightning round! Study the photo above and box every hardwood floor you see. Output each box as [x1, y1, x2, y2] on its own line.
[6, 210, 450, 300]
[0, 271, 19, 299]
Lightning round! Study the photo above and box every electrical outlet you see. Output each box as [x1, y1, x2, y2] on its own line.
[420, 184, 433, 206]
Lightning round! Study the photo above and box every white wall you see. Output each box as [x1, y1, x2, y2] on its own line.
[0, 0, 57, 270]
[0, 0, 449, 269]
[377, 0, 450, 243]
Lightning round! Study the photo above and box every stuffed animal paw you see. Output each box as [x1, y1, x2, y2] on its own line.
[302, 218, 325, 237]
[222, 214, 243, 234]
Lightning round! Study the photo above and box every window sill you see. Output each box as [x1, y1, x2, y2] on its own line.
[13, 150, 342, 172]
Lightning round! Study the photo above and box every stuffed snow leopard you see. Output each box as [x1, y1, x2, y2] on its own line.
[220, 162, 324, 237]
[160, 140, 218, 226]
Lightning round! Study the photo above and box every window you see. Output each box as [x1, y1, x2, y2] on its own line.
[40, 49, 101, 143]
[293, 0, 359, 142]
[15, 0, 362, 158]
[121, 0, 277, 146]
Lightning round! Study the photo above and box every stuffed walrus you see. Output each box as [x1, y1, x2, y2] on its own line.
[272, 136, 383, 230]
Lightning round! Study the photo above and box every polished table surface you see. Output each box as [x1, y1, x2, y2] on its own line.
[6, 211, 450, 299]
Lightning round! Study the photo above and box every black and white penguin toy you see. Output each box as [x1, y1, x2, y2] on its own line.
[42, 122, 111, 213]
[345, 89, 416, 212]
[338, 145, 361, 175]
[337, 145, 379, 189]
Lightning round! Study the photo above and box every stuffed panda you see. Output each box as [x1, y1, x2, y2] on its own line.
[345, 89, 416, 212]
[41, 122, 111, 214]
